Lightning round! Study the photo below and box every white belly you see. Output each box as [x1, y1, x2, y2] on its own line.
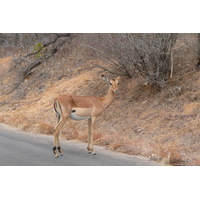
[69, 113, 91, 121]
[69, 108, 92, 121]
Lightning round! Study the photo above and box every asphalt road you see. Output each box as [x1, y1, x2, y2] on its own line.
[0, 124, 158, 166]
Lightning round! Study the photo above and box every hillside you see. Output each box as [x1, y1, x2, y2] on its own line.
[0, 33, 200, 165]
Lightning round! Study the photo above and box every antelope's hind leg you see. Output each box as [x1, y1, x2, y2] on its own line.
[57, 130, 63, 156]
[53, 99, 71, 158]
[53, 118, 67, 158]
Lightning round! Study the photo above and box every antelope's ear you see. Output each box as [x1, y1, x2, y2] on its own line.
[102, 75, 109, 83]
[116, 76, 121, 83]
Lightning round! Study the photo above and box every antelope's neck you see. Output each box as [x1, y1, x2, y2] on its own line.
[102, 87, 116, 109]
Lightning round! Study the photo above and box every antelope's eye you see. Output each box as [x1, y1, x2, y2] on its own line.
[110, 82, 112, 85]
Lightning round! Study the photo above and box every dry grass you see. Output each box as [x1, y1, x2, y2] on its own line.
[0, 57, 12, 74]
[1, 37, 200, 165]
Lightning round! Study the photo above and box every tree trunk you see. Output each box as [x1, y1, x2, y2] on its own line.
[196, 33, 200, 71]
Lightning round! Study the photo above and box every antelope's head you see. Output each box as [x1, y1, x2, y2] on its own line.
[102, 75, 121, 94]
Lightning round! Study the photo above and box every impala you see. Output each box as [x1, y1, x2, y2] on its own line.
[52, 75, 121, 158]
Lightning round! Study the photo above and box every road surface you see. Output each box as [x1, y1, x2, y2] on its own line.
[0, 124, 158, 166]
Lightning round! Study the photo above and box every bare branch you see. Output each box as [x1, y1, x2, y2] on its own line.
[170, 51, 174, 79]
[94, 64, 127, 76]
[80, 43, 104, 54]
[5, 34, 73, 95]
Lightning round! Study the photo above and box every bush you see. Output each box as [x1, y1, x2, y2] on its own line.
[100, 33, 178, 88]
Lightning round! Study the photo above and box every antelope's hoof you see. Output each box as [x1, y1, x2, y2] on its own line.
[60, 153, 63, 156]
[87, 147, 91, 154]
[92, 152, 96, 155]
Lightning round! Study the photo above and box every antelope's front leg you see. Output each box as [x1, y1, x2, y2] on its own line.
[89, 117, 97, 155]
[87, 118, 92, 154]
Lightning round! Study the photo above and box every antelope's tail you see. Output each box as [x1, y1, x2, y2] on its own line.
[53, 100, 62, 124]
